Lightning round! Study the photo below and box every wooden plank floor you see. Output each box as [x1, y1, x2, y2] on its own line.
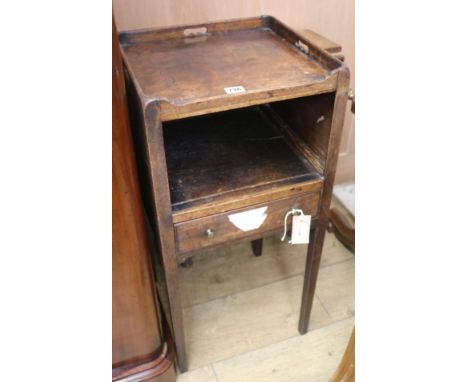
[177, 218, 354, 381]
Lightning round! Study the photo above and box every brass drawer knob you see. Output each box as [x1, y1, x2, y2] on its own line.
[205, 228, 215, 238]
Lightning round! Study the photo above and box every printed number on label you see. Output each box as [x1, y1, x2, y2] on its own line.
[224, 86, 245, 94]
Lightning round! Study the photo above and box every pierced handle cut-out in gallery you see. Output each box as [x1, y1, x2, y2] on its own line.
[184, 27, 207, 37]
[295, 40, 309, 54]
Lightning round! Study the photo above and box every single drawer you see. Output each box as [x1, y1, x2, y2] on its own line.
[174, 192, 320, 254]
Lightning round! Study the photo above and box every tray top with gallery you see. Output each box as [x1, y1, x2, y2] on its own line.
[119, 15, 345, 120]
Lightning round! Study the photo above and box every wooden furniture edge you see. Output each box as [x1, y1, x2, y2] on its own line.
[158, 79, 338, 121]
[175, 219, 319, 261]
[298, 66, 350, 334]
[118, 16, 346, 122]
[297, 29, 342, 54]
[113, 14, 176, 381]
[264, 16, 342, 71]
[328, 207, 355, 252]
[261, 104, 325, 173]
[172, 180, 323, 223]
[174, 192, 320, 254]
[330, 327, 355, 382]
[142, 101, 189, 372]
[118, 15, 265, 43]
[121, 53, 339, 122]
[119, 16, 342, 67]
[112, 341, 176, 382]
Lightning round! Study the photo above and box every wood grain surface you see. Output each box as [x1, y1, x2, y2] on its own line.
[120, 17, 343, 121]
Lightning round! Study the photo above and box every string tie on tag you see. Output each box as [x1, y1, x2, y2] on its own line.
[281, 208, 304, 242]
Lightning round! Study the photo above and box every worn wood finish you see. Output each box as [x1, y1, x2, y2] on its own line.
[164, 106, 322, 214]
[112, 17, 176, 382]
[121, 16, 349, 372]
[174, 193, 320, 254]
[120, 16, 342, 121]
[172, 179, 322, 224]
[270, 92, 336, 171]
[119, 17, 264, 44]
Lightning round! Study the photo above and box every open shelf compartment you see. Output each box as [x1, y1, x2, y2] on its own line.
[163, 95, 332, 223]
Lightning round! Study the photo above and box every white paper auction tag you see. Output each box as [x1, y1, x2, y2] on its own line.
[224, 86, 245, 94]
[290, 214, 312, 244]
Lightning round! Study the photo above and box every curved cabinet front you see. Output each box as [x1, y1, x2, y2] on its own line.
[112, 16, 176, 382]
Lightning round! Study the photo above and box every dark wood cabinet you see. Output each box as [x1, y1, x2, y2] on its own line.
[112, 17, 176, 382]
[119, 16, 349, 373]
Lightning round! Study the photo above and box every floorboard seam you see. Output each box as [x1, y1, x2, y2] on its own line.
[319, 256, 354, 270]
[182, 256, 354, 310]
[191, 316, 355, 370]
[182, 273, 304, 310]
[211, 364, 221, 382]
[316, 294, 333, 321]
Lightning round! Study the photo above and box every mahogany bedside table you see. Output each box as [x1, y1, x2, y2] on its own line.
[119, 16, 349, 372]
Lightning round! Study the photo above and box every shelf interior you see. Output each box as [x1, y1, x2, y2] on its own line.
[163, 105, 323, 213]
